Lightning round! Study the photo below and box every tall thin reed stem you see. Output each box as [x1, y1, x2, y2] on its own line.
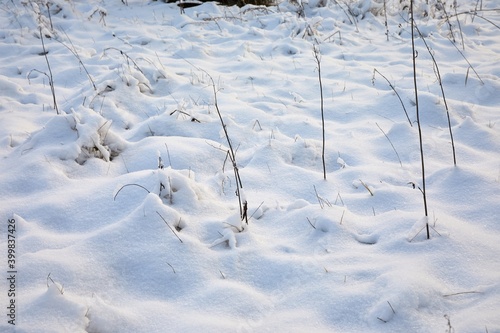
[180, 59, 247, 225]
[414, 24, 457, 166]
[410, 0, 430, 239]
[313, 45, 327, 180]
[203, 70, 247, 224]
[40, 28, 59, 115]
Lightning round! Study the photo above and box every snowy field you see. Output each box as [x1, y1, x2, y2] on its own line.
[1, 0, 499, 332]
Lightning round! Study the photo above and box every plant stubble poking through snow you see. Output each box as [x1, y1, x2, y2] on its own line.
[1, 0, 500, 332]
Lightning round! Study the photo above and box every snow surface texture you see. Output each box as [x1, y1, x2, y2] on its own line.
[0, 0, 499, 332]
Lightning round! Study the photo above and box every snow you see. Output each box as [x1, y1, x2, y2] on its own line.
[1, 0, 499, 332]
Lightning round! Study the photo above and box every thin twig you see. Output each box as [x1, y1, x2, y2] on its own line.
[387, 301, 396, 314]
[313, 185, 332, 208]
[167, 262, 176, 274]
[408, 225, 426, 242]
[113, 183, 150, 201]
[453, 1, 465, 50]
[383, 0, 389, 41]
[104, 47, 145, 75]
[429, 224, 442, 237]
[188, 62, 247, 224]
[164, 143, 172, 168]
[46, 273, 64, 294]
[156, 211, 183, 243]
[340, 210, 345, 225]
[333, 0, 358, 31]
[359, 179, 374, 196]
[335, 192, 345, 206]
[248, 201, 264, 221]
[306, 217, 317, 229]
[323, 30, 342, 44]
[252, 119, 262, 131]
[56, 30, 97, 90]
[372, 69, 412, 126]
[443, 290, 482, 297]
[447, 38, 484, 85]
[437, 0, 455, 43]
[450, 10, 500, 31]
[45, 3, 53, 31]
[170, 109, 201, 122]
[121, 155, 130, 173]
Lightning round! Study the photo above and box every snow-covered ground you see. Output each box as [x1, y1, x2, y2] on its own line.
[1, 0, 499, 332]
